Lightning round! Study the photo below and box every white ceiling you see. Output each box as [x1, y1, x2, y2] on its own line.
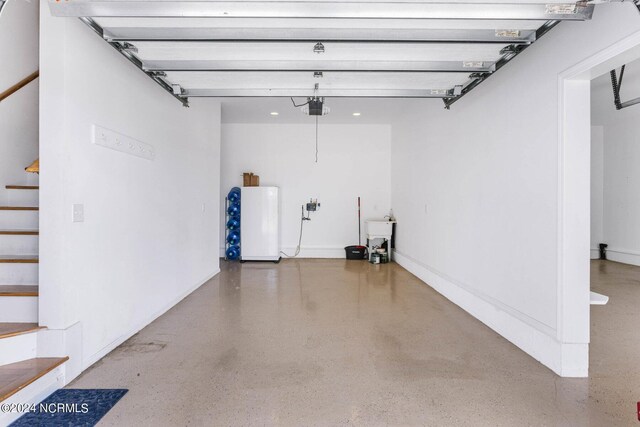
[221, 97, 413, 124]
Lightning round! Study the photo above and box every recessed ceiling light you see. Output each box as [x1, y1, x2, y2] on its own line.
[270, 112, 279, 116]
[352, 112, 361, 116]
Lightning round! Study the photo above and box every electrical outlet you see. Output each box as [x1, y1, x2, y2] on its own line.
[72, 204, 84, 223]
[92, 125, 155, 160]
[306, 198, 320, 212]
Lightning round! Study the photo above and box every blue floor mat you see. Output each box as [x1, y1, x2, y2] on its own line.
[10, 389, 128, 427]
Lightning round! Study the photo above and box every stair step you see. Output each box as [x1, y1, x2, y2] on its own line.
[0, 230, 38, 236]
[0, 293, 38, 322]
[0, 211, 38, 230]
[0, 264, 39, 286]
[5, 186, 38, 190]
[0, 286, 38, 297]
[0, 357, 68, 402]
[0, 257, 38, 264]
[0, 323, 43, 340]
[0, 207, 38, 211]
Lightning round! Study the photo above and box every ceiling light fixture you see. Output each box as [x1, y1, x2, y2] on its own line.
[353, 112, 361, 116]
[270, 112, 279, 116]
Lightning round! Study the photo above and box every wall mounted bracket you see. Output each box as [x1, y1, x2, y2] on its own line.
[610, 64, 640, 109]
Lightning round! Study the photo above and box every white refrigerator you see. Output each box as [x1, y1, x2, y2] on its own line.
[240, 186, 280, 262]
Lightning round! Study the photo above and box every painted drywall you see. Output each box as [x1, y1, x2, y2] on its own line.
[591, 60, 640, 266]
[590, 126, 604, 260]
[39, 6, 221, 379]
[220, 123, 391, 257]
[0, 0, 39, 204]
[390, 4, 640, 377]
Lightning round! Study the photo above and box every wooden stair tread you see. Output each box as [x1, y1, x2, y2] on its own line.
[0, 357, 68, 402]
[25, 160, 39, 174]
[5, 186, 39, 190]
[0, 207, 39, 211]
[0, 230, 38, 236]
[0, 323, 43, 339]
[0, 256, 38, 263]
[0, 286, 38, 297]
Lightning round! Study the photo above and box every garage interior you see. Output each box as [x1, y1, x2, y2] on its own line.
[1, 0, 640, 425]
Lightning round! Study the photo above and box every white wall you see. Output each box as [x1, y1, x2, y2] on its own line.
[39, 6, 221, 379]
[0, 0, 39, 204]
[591, 61, 640, 266]
[221, 123, 391, 257]
[390, 4, 640, 377]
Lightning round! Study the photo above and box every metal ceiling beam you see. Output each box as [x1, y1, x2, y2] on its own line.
[49, 1, 595, 21]
[184, 88, 458, 98]
[443, 20, 560, 108]
[143, 60, 496, 73]
[78, 17, 189, 107]
[103, 27, 536, 44]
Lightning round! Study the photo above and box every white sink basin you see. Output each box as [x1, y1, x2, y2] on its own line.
[366, 220, 394, 236]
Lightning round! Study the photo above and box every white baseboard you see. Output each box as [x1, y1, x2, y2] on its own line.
[222, 246, 347, 259]
[81, 269, 220, 372]
[604, 247, 640, 267]
[393, 250, 588, 377]
[590, 248, 600, 260]
[280, 246, 346, 258]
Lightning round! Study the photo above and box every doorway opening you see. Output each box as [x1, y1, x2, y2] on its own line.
[559, 30, 640, 377]
[585, 56, 640, 418]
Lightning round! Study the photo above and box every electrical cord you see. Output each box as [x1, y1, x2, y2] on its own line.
[280, 206, 306, 258]
[291, 97, 309, 108]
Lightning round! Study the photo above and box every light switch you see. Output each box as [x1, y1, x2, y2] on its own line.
[73, 204, 84, 223]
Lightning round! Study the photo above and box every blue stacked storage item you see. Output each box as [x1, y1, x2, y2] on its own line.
[227, 202, 241, 217]
[225, 187, 241, 261]
[226, 216, 240, 230]
[226, 230, 241, 245]
[225, 245, 241, 260]
[228, 187, 241, 203]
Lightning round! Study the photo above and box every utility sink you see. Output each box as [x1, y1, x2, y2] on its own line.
[366, 219, 395, 236]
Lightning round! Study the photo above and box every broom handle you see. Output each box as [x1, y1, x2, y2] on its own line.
[358, 197, 361, 246]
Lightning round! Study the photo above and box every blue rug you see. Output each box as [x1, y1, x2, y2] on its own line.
[10, 389, 128, 427]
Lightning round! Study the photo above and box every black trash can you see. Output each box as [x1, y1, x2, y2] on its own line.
[345, 245, 367, 260]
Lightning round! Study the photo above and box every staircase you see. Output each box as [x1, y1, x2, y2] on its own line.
[0, 183, 68, 425]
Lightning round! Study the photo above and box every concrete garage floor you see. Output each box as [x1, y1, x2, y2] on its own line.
[68, 259, 637, 426]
